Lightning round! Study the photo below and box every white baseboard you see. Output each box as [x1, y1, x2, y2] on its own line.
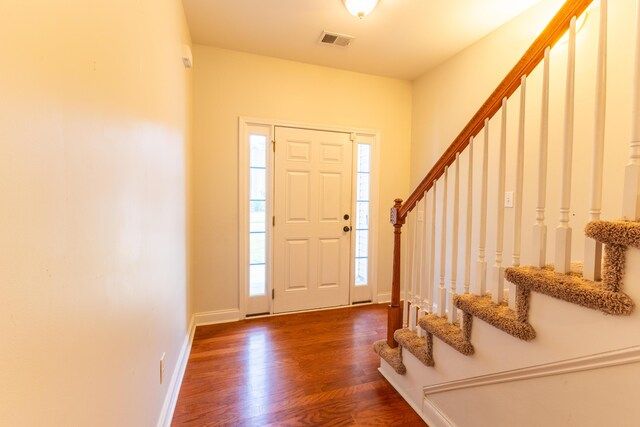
[157, 316, 196, 427]
[194, 308, 241, 326]
[378, 363, 435, 426]
[422, 397, 456, 427]
[377, 292, 391, 303]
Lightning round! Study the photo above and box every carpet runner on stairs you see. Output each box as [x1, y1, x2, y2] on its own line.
[375, 220, 639, 374]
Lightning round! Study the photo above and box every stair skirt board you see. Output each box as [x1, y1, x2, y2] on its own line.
[420, 346, 640, 427]
[418, 314, 474, 356]
[422, 345, 640, 396]
[454, 294, 536, 341]
[372, 340, 406, 375]
[394, 328, 434, 367]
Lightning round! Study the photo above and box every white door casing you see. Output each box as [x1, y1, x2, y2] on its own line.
[273, 127, 353, 313]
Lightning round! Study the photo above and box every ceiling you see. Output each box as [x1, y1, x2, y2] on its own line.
[182, 0, 543, 80]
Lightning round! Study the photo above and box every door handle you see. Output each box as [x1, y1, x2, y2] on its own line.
[343, 226, 352, 232]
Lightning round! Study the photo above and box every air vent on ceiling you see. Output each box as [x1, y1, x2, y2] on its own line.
[319, 31, 354, 47]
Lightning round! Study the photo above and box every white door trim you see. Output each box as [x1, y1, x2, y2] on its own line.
[238, 116, 381, 317]
[350, 132, 380, 304]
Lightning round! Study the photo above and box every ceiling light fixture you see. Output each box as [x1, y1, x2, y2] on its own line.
[343, 0, 379, 19]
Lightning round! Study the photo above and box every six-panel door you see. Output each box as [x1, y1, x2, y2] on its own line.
[273, 127, 353, 313]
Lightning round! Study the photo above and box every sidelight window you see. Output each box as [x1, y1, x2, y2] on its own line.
[249, 134, 267, 297]
[354, 144, 371, 286]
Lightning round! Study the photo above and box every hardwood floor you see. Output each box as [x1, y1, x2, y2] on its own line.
[172, 303, 427, 426]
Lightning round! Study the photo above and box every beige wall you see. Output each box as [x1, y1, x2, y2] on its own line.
[410, 0, 635, 274]
[191, 45, 412, 313]
[0, 0, 192, 425]
[411, 0, 565, 186]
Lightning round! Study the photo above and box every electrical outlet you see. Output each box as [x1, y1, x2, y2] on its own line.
[504, 191, 514, 208]
[160, 353, 165, 385]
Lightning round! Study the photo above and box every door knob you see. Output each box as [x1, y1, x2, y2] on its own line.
[343, 214, 350, 220]
[343, 226, 352, 232]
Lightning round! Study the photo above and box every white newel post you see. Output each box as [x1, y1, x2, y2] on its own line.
[585, 0, 608, 281]
[476, 120, 490, 295]
[555, 16, 577, 274]
[510, 76, 527, 309]
[438, 170, 449, 317]
[493, 98, 508, 304]
[533, 47, 551, 268]
[448, 154, 460, 324]
[464, 139, 474, 296]
[623, 0, 640, 220]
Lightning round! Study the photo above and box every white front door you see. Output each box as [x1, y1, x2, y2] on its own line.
[273, 127, 353, 313]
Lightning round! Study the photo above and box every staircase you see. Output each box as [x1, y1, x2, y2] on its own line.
[373, 1, 640, 425]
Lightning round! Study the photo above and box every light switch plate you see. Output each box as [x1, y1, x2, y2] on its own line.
[504, 191, 514, 208]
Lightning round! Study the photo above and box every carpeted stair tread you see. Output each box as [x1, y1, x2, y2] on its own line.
[585, 220, 640, 248]
[372, 340, 406, 375]
[394, 328, 434, 367]
[418, 314, 474, 355]
[504, 265, 634, 316]
[454, 294, 536, 341]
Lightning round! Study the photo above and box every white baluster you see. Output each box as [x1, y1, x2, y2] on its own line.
[555, 16, 577, 274]
[493, 98, 508, 304]
[476, 119, 490, 295]
[448, 154, 460, 324]
[418, 190, 431, 337]
[533, 47, 551, 268]
[464, 139, 474, 295]
[410, 201, 423, 331]
[513, 76, 526, 268]
[403, 212, 412, 327]
[623, 0, 640, 220]
[438, 170, 448, 317]
[510, 76, 527, 310]
[429, 182, 437, 314]
[585, 0, 608, 281]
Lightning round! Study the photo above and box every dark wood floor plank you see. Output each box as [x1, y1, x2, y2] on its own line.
[172, 304, 427, 426]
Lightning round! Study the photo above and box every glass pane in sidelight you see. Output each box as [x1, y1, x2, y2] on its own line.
[355, 258, 368, 286]
[250, 168, 266, 200]
[356, 201, 369, 230]
[250, 134, 267, 168]
[250, 232, 266, 264]
[356, 172, 370, 201]
[357, 144, 371, 173]
[249, 201, 266, 232]
[355, 230, 368, 258]
[249, 264, 266, 296]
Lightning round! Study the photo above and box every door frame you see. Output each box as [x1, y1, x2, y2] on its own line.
[238, 116, 381, 317]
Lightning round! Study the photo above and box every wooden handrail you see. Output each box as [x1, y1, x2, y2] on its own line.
[386, 0, 594, 349]
[398, 0, 593, 220]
